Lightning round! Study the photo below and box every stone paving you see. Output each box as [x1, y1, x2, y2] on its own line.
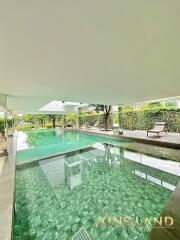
[0, 135, 16, 240]
[0, 156, 6, 175]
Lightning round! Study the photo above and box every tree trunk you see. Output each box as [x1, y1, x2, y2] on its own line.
[52, 118, 56, 128]
[104, 105, 111, 131]
[40, 119, 43, 127]
[104, 113, 110, 131]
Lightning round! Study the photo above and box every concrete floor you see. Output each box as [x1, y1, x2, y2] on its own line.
[0, 157, 5, 175]
[123, 130, 180, 144]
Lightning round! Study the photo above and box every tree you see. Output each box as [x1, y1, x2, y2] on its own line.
[92, 104, 112, 131]
[36, 114, 48, 126]
[47, 114, 57, 128]
[142, 101, 165, 110]
[22, 114, 48, 126]
[65, 113, 78, 127]
[23, 114, 36, 123]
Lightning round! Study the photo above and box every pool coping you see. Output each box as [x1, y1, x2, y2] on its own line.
[0, 133, 17, 240]
[69, 128, 180, 149]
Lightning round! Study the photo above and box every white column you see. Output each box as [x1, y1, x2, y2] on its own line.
[11, 111, 15, 132]
[76, 109, 79, 129]
[4, 111, 8, 140]
[176, 99, 180, 108]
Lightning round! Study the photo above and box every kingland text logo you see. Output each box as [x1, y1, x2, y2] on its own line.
[97, 216, 174, 228]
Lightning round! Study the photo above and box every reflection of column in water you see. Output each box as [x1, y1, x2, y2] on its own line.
[65, 158, 82, 190]
[104, 144, 117, 164]
[76, 133, 79, 143]
[62, 129, 65, 143]
[104, 144, 110, 162]
[140, 153, 142, 163]
[120, 147, 124, 159]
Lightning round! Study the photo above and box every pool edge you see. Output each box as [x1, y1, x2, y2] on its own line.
[0, 133, 17, 240]
[69, 128, 180, 150]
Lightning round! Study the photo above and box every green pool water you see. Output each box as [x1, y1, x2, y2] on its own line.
[14, 142, 180, 240]
[16, 129, 128, 163]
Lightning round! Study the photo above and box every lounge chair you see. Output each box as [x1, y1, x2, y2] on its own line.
[84, 121, 100, 130]
[147, 122, 167, 137]
[93, 121, 100, 128]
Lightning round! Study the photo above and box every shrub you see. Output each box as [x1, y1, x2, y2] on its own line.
[16, 125, 34, 131]
[44, 123, 63, 129]
[65, 113, 78, 127]
[44, 123, 53, 129]
[0, 118, 5, 130]
[119, 109, 180, 132]
[78, 113, 104, 126]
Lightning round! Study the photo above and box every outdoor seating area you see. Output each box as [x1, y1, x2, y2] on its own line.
[73, 127, 180, 148]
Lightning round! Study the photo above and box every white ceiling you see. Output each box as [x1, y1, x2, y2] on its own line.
[0, 0, 180, 108]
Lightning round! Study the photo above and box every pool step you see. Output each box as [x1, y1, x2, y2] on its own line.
[72, 227, 92, 240]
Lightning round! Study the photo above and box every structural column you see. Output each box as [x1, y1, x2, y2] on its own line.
[176, 99, 180, 108]
[12, 112, 15, 132]
[4, 111, 8, 140]
[118, 105, 123, 129]
[62, 114, 65, 128]
[76, 108, 80, 129]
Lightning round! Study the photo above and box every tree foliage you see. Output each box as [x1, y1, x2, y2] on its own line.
[91, 104, 112, 130]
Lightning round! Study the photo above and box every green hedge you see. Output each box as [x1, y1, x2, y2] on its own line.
[16, 125, 40, 131]
[0, 118, 12, 131]
[0, 118, 5, 130]
[78, 113, 104, 126]
[119, 109, 180, 132]
[16, 123, 63, 131]
[44, 123, 63, 128]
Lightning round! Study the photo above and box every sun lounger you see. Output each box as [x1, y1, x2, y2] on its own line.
[84, 121, 100, 130]
[147, 122, 167, 137]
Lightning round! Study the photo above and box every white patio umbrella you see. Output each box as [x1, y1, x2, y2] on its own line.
[38, 101, 80, 114]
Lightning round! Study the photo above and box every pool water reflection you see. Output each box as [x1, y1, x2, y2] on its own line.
[14, 143, 180, 240]
[16, 129, 128, 163]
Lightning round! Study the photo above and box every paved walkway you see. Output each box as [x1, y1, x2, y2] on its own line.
[0, 135, 16, 240]
[0, 157, 5, 175]
[72, 127, 180, 148]
[123, 130, 180, 144]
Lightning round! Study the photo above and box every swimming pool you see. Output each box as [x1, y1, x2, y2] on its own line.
[16, 129, 129, 163]
[14, 137, 180, 240]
